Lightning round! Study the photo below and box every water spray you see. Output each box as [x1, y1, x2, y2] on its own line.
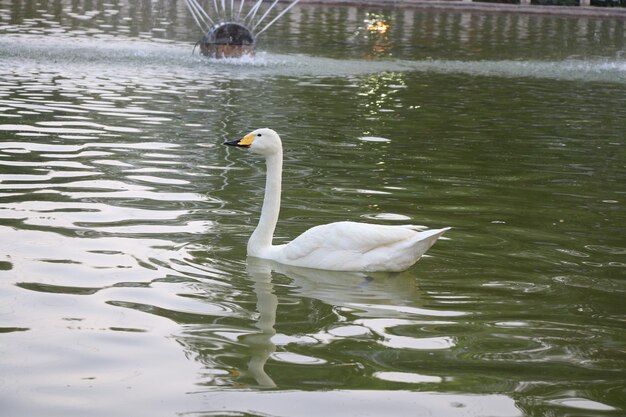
[184, 0, 301, 58]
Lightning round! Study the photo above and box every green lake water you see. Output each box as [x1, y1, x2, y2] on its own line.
[0, 1, 625, 416]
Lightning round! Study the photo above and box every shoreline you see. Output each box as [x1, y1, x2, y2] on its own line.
[295, 0, 626, 18]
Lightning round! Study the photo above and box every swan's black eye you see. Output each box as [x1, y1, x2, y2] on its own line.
[257, 134, 262, 137]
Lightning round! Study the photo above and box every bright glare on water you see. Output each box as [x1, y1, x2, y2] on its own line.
[0, 1, 625, 416]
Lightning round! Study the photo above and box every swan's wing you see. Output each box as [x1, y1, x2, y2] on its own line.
[281, 221, 418, 262]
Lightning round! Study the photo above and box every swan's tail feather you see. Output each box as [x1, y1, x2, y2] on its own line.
[409, 227, 450, 259]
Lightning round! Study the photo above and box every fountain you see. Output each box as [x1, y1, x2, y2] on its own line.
[184, 0, 302, 58]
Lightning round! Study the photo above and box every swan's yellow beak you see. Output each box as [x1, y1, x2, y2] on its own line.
[224, 133, 254, 147]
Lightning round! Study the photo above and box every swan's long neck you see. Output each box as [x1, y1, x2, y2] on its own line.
[248, 151, 282, 257]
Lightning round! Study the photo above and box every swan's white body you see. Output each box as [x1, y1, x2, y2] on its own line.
[225, 128, 449, 272]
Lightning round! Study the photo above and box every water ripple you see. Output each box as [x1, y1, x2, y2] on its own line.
[0, 140, 179, 153]
[354, 318, 456, 350]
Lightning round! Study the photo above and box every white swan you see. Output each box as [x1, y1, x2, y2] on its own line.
[224, 128, 449, 272]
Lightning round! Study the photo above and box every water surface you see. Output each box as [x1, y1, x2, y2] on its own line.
[0, 1, 625, 416]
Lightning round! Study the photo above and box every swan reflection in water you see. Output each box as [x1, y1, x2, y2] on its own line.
[242, 256, 426, 387]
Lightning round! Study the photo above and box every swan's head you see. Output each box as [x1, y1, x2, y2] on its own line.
[224, 128, 282, 157]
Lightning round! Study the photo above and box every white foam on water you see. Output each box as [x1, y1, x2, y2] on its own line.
[1, 34, 625, 83]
